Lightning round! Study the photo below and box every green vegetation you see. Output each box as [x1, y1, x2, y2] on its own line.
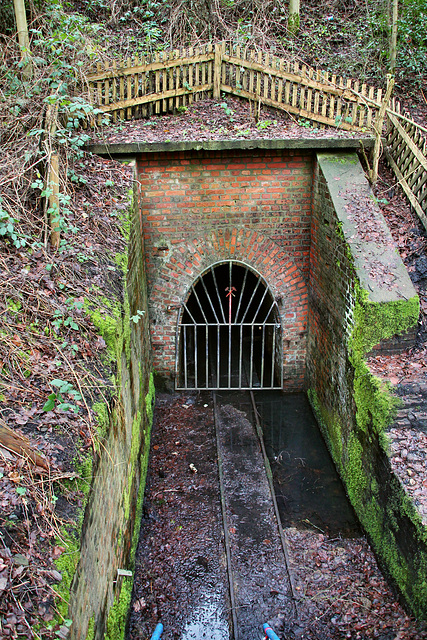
[42, 378, 83, 413]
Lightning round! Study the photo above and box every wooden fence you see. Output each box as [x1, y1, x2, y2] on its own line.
[87, 42, 427, 231]
[385, 108, 427, 231]
[87, 43, 385, 132]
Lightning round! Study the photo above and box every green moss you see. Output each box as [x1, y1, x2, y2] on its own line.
[308, 217, 426, 616]
[105, 576, 133, 640]
[130, 438, 150, 559]
[86, 305, 120, 355]
[145, 372, 155, 426]
[115, 251, 128, 272]
[105, 375, 155, 640]
[287, 11, 300, 34]
[352, 291, 419, 358]
[92, 402, 110, 440]
[6, 298, 22, 314]
[54, 530, 81, 620]
[123, 297, 131, 365]
[48, 453, 93, 627]
[347, 284, 417, 437]
[86, 616, 95, 640]
[50, 178, 155, 638]
[344, 431, 367, 503]
[353, 361, 398, 434]
[123, 410, 142, 521]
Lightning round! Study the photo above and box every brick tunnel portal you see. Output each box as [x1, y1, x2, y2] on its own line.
[132, 139, 416, 393]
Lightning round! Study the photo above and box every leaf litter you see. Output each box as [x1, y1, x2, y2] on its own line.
[0, 153, 133, 638]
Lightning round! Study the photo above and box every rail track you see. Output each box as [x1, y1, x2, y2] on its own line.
[212, 389, 298, 639]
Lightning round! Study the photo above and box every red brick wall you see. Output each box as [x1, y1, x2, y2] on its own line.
[137, 148, 312, 390]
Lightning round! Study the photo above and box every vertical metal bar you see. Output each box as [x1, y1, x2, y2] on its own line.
[250, 324, 254, 388]
[260, 324, 266, 387]
[206, 325, 209, 388]
[228, 323, 231, 389]
[234, 265, 248, 322]
[211, 266, 226, 323]
[239, 324, 243, 389]
[194, 325, 198, 388]
[184, 326, 188, 389]
[229, 261, 233, 322]
[217, 324, 220, 389]
[279, 325, 283, 389]
[271, 325, 276, 388]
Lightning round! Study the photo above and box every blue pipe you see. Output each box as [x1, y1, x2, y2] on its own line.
[150, 623, 163, 640]
[263, 622, 280, 640]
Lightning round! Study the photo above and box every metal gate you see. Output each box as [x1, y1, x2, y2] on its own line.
[175, 261, 282, 390]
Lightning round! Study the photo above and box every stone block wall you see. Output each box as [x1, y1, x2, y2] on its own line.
[68, 177, 153, 640]
[307, 152, 427, 618]
[137, 148, 312, 390]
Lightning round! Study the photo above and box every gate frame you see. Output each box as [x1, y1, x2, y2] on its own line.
[175, 260, 283, 390]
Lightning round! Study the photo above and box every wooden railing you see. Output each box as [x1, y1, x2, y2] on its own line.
[385, 108, 427, 231]
[87, 43, 427, 230]
[87, 43, 385, 132]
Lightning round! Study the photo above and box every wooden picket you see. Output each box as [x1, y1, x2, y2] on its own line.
[86, 42, 427, 225]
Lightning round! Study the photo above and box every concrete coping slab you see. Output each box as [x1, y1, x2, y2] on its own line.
[317, 151, 416, 305]
[87, 136, 376, 158]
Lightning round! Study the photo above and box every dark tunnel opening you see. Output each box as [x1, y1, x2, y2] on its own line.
[176, 261, 282, 389]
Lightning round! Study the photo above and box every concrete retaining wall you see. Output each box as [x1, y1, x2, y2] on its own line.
[68, 178, 153, 640]
[307, 151, 427, 618]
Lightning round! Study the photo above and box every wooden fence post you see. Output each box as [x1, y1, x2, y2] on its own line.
[213, 43, 222, 99]
[13, 0, 32, 79]
[48, 154, 60, 250]
[368, 75, 395, 185]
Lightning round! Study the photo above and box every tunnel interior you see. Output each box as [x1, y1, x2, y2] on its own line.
[176, 261, 282, 390]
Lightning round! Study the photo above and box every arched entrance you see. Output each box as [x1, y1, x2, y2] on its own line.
[176, 261, 282, 390]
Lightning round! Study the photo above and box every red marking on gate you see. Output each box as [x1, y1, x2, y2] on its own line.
[225, 287, 236, 325]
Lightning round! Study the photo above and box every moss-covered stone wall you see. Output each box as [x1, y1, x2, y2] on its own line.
[307, 151, 427, 618]
[67, 168, 153, 640]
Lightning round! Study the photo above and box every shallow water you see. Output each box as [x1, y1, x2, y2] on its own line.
[254, 391, 360, 537]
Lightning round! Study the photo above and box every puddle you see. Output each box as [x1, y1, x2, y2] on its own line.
[254, 391, 360, 537]
[181, 591, 229, 640]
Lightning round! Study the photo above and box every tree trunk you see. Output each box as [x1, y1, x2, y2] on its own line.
[389, 0, 398, 73]
[288, 0, 300, 35]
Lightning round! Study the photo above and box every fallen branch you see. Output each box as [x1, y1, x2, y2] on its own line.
[0, 418, 49, 471]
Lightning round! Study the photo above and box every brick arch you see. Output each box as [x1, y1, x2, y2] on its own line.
[149, 228, 308, 390]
